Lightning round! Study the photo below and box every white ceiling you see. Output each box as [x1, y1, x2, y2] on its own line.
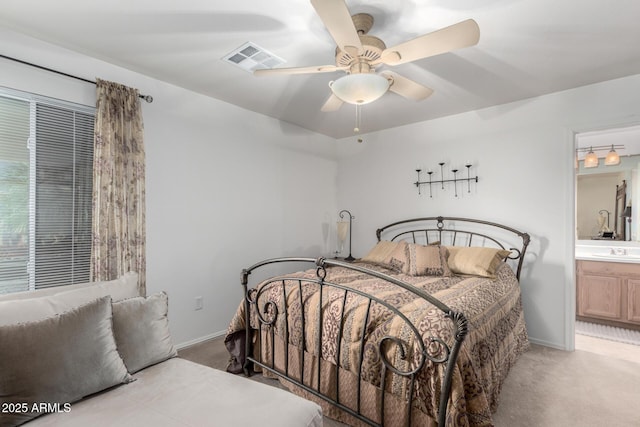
[2, 0, 640, 139]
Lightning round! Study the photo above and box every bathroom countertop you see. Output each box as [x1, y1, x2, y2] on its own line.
[576, 244, 640, 263]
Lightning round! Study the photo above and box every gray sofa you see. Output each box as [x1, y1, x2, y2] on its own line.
[0, 273, 322, 427]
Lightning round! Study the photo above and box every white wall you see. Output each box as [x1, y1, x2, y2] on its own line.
[145, 90, 339, 346]
[0, 29, 339, 347]
[336, 74, 640, 350]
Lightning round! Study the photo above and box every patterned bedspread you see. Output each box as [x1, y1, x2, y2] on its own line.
[226, 261, 529, 427]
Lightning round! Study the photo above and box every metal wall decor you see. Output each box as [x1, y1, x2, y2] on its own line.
[414, 162, 478, 197]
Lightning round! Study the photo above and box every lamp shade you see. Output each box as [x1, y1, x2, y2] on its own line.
[583, 148, 599, 168]
[604, 145, 620, 166]
[330, 73, 390, 105]
[622, 206, 632, 218]
[337, 221, 349, 244]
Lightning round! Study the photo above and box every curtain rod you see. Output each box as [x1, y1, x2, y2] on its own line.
[0, 54, 153, 103]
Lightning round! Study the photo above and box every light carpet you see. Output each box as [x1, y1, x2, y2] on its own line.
[575, 320, 640, 346]
[179, 337, 640, 427]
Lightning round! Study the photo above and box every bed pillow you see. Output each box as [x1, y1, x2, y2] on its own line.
[112, 292, 178, 373]
[446, 246, 511, 278]
[0, 296, 132, 426]
[360, 240, 410, 273]
[408, 244, 452, 277]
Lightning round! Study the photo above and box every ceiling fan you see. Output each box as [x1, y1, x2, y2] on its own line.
[254, 0, 480, 112]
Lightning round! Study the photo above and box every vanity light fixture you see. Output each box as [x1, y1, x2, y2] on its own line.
[583, 147, 599, 168]
[604, 144, 621, 166]
[577, 144, 624, 168]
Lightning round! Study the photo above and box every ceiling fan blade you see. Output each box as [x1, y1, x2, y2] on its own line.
[381, 19, 480, 66]
[380, 71, 433, 101]
[311, 0, 363, 56]
[321, 93, 344, 112]
[254, 65, 345, 76]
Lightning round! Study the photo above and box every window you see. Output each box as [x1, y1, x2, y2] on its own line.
[0, 88, 94, 294]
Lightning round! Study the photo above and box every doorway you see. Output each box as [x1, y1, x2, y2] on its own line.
[574, 124, 640, 359]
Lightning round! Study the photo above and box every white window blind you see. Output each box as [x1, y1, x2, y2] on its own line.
[0, 88, 94, 294]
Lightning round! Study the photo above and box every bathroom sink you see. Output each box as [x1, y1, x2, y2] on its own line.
[591, 253, 640, 259]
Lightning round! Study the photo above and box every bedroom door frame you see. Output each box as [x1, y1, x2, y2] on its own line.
[572, 121, 640, 352]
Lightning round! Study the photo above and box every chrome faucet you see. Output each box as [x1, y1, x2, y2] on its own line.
[609, 247, 628, 256]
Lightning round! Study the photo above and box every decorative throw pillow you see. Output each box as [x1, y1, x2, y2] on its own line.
[112, 292, 178, 373]
[408, 244, 452, 276]
[446, 246, 511, 278]
[0, 296, 132, 426]
[0, 272, 140, 326]
[360, 240, 410, 273]
[0, 271, 139, 303]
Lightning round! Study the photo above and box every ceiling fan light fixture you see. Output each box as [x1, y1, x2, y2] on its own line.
[330, 73, 390, 105]
[604, 144, 620, 166]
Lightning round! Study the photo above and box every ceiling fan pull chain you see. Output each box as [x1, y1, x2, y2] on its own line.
[354, 104, 361, 133]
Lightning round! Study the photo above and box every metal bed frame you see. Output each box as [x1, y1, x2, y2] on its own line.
[239, 216, 530, 426]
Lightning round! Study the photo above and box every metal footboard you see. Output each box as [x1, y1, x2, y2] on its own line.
[240, 257, 468, 427]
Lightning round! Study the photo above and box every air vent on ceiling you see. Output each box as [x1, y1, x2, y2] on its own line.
[222, 42, 285, 73]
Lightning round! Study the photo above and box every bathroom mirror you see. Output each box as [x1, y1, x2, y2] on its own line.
[576, 159, 636, 241]
[575, 125, 640, 243]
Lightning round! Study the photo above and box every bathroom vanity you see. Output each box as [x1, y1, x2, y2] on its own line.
[576, 244, 640, 331]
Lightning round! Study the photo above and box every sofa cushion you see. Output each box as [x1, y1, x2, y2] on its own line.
[23, 358, 323, 427]
[0, 272, 139, 326]
[0, 272, 139, 303]
[112, 292, 178, 373]
[0, 296, 132, 426]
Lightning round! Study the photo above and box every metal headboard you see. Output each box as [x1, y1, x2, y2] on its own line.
[376, 216, 531, 280]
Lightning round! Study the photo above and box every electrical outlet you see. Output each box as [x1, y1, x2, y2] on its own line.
[195, 296, 203, 311]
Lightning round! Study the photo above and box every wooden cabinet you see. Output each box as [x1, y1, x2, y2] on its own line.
[576, 260, 640, 330]
[578, 274, 622, 319]
[628, 279, 640, 323]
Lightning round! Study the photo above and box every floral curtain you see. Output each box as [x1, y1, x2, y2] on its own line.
[91, 79, 146, 295]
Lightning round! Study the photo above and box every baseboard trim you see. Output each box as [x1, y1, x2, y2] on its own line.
[528, 336, 568, 351]
[175, 330, 226, 350]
